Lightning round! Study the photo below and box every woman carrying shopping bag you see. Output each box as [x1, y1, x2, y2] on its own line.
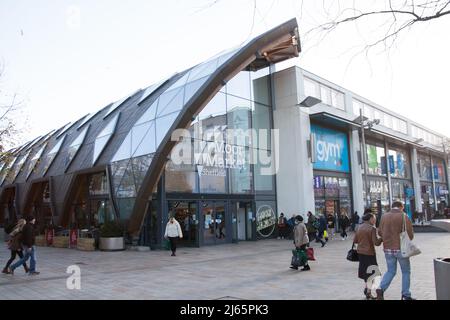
[290, 215, 310, 271]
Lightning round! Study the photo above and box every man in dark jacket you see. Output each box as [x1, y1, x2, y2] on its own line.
[8, 216, 40, 275]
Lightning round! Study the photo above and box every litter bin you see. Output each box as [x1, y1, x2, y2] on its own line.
[434, 258, 450, 300]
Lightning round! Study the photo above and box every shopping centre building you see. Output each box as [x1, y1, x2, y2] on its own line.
[0, 19, 448, 248]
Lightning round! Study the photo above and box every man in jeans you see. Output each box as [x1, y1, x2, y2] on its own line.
[376, 202, 414, 300]
[8, 215, 40, 276]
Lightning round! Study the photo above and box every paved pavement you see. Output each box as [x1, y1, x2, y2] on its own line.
[0, 232, 449, 300]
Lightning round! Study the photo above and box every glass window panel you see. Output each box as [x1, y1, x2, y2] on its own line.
[131, 155, 153, 193]
[216, 48, 239, 66]
[320, 85, 331, 105]
[226, 71, 251, 100]
[136, 100, 158, 125]
[93, 113, 120, 164]
[89, 172, 108, 196]
[70, 126, 89, 147]
[254, 150, 275, 192]
[132, 121, 156, 158]
[184, 76, 209, 104]
[199, 166, 227, 193]
[97, 113, 120, 138]
[111, 158, 130, 195]
[366, 143, 387, 176]
[303, 78, 318, 98]
[156, 87, 184, 117]
[47, 136, 65, 155]
[166, 72, 190, 92]
[93, 135, 110, 164]
[198, 91, 227, 122]
[65, 126, 89, 168]
[156, 112, 179, 148]
[384, 114, 393, 128]
[227, 101, 251, 147]
[165, 160, 197, 193]
[117, 198, 135, 220]
[112, 133, 132, 163]
[115, 165, 137, 198]
[252, 103, 272, 150]
[392, 117, 399, 131]
[251, 74, 271, 106]
[229, 147, 252, 194]
[331, 90, 345, 110]
[187, 58, 218, 82]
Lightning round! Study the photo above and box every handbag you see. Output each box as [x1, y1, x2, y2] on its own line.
[306, 247, 315, 261]
[400, 213, 421, 258]
[346, 243, 359, 262]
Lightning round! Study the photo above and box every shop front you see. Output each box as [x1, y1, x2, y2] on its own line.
[417, 153, 449, 220]
[311, 124, 353, 223]
[365, 141, 390, 221]
[388, 144, 415, 219]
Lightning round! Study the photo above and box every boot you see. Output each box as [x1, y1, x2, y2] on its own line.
[376, 289, 384, 300]
[2, 267, 8, 274]
[24, 265, 30, 273]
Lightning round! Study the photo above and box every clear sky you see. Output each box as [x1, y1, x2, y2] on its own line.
[1, 0, 450, 147]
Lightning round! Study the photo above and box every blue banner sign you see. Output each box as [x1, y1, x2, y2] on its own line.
[397, 154, 404, 173]
[311, 124, 350, 173]
[433, 165, 439, 180]
[389, 155, 395, 174]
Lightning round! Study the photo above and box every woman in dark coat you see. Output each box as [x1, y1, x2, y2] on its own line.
[339, 213, 350, 240]
[2, 219, 29, 274]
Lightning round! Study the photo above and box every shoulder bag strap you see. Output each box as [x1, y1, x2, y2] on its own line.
[402, 213, 406, 233]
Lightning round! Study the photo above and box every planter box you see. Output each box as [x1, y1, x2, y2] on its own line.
[99, 237, 125, 251]
[35, 235, 46, 247]
[77, 238, 96, 251]
[53, 236, 69, 248]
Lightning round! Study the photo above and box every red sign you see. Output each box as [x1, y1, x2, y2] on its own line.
[70, 229, 78, 247]
[46, 229, 54, 246]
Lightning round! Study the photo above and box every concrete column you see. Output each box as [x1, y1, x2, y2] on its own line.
[349, 129, 365, 215]
[410, 147, 423, 213]
[273, 67, 315, 218]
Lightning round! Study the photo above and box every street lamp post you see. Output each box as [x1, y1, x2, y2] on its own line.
[355, 109, 380, 209]
[359, 108, 370, 208]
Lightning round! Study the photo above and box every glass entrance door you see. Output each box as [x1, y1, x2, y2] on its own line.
[168, 201, 198, 247]
[201, 201, 228, 245]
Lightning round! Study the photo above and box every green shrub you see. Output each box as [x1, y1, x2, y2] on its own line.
[100, 220, 124, 238]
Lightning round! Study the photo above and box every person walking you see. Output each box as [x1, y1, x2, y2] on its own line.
[353, 212, 383, 299]
[290, 215, 310, 271]
[326, 213, 336, 241]
[376, 201, 416, 300]
[2, 219, 29, 274]
[339, 213, 350, 240]
[352, 211, 360, 232]
[316, 214, 327, 247]
[7, 216, 39, 275]
[306, 211, 318, 245]
[164, 216, 183, 256]
[277, 213, 287, 239]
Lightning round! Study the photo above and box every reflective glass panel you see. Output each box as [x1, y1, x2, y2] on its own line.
[136, 100, 158, 125]
[155, 112, 179, 147]
[157, 87, 184, 117]
[226, 71, 251, 100]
